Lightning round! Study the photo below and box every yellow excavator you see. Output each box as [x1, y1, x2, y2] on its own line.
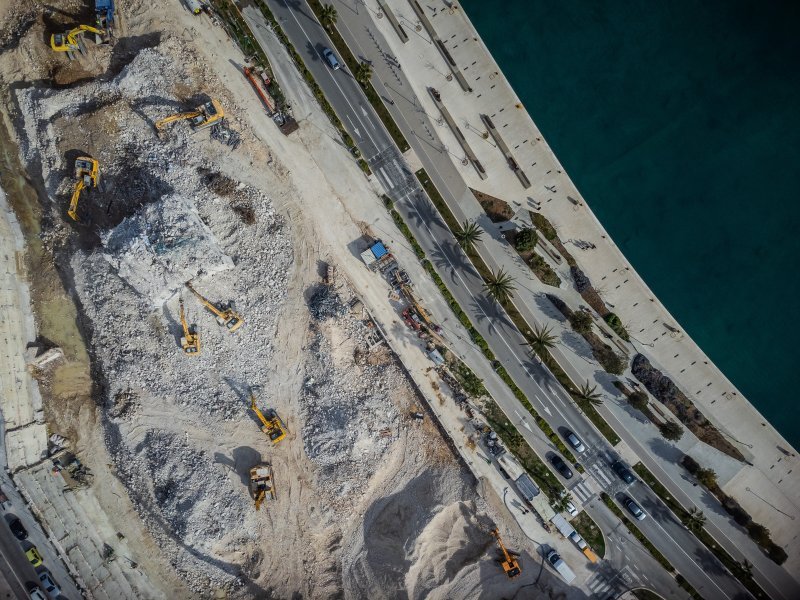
[68, 157, 99, 221]
[154, 99, 225, 133]
[51, 25, 105, 59]
[184, 282, 243, 332]
[250, 394, 286, 444]
[178, 298, 200, 355]
[249, 463, 275, 510]
[491, 529, 521, 578]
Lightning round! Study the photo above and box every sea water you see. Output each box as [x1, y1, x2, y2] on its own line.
[460, 0, 800, 447]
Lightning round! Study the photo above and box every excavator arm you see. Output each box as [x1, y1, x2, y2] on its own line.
[155, 111, 202, 131]
[68, 179, 85, 221]
[179, 298, 200, 355]
[185, 282, 243, 332]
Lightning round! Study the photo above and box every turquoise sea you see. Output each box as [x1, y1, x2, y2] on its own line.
[460, 0, 800, 447]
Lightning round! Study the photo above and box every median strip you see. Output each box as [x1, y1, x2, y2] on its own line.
[632, 463, 769, 599]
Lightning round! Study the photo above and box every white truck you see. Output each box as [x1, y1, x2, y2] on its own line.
[546, 549, 576, 584]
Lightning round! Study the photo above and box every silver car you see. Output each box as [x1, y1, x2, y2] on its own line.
[564, 430, 586, 453]
[623, 495, 647, 521]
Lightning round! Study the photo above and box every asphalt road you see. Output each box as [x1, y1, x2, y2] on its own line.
[260, 1, 753, 597]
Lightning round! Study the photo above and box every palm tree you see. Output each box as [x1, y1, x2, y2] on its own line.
[319, 3, 338, 30]
[525, 324, 556, 355]
[355, 61, 373, 84]
[455, 220, 483, 252]
[483, 268, 516, 304]
[575, 381, 603, 406]
[684, 507, 706, 533]
[551, 492, 573, 514]
[737, 559, 753, 578]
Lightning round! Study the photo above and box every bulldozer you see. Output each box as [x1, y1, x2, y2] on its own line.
[51, 24, 105, 59]
[250, 394, 286, 444]
[68, 157, 99, 221]
[184, 282, 243, 332]
[178, 297, 200, 355]
[490, 528, 521, 578]
[249, 463, 275, 510]
[154, 99, 225, 133]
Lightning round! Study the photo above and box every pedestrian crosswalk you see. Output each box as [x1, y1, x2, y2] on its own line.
[589, 463, 615, 488]
[585, 566, 634, 599]
[571, 480, 594, 503]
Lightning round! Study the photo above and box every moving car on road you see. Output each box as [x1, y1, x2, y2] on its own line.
[622, 495, 647, 520]
[611, 460, 635, 484]
[549, 454, 574, 479]
[563, 430, 586, 453]
[322, 47, 340, 70]
[8, 516, 29, 540]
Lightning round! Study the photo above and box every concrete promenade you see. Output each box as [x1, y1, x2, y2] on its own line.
[330, 0, 799, 588]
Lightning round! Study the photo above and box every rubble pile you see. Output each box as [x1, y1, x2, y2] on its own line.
[301, 283, 407, 510]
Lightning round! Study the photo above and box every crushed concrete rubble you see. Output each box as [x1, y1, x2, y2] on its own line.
[101, 193, 234, 305]
[2, 6, 528, 598]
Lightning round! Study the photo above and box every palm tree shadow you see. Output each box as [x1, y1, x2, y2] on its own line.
[470, 294, 514, 333]
[404, 191, 444, 231]
[429, 241, 474, 284]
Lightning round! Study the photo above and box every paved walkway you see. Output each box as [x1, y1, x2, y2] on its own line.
[329, 0, 799, 592]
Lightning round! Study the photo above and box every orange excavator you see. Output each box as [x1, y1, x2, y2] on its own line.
[178, 297, 200, 355]
[184, 282, 243, 332]
[491, 528, 521, 578]
[67, 157, 99, 221]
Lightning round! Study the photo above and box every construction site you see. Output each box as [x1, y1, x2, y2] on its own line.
[0, 0, 553, 598]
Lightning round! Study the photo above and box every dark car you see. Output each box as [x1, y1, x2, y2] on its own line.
[622, 495, 647, 520]
[549, 454, 574, 479]
[8, 517, 28, 540]
[611, 460, 635, 484]
[322, 47, 341, 70]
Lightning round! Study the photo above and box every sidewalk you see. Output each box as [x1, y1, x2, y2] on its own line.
[340, 0, 799, 591]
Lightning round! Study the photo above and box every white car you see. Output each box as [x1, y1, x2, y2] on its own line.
[37, 572, 60, 599]
[564, 430, 586, 453]
[565, 501, 578, 517]
[568, 530, 587, 550]
[25, 582, 46, 600]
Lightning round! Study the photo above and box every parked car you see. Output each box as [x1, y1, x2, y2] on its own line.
[25, 582, 47, 600]
[611, 460, 635, 484]
[8, 516, 28, 540]
[563, 430, 586, 453]
[549, 454, 573, 479]
[569, 530, 588, 549]
[322, 47, 341, 70]
[37, 571, 60, 599]
[622, 495, 647, 521]
[25, 546, 43, 567]
[564, 500, 578, 517]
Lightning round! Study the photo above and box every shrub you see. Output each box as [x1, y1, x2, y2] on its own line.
[596, 345, 626, 375]
[604, 312, 630, 341]
[629, 391, 649, 412]
[531, 212, 558, 241]
[767, 543, 788, 565]
[682, 454, 700, 475]
[747, 523, 771, 546]
[660, 421, 683, 441]
[696, 467, 718, 489]
[514, 227, 538, 251]
[569, 310, 594, 334]
[570, 266, 591, 293]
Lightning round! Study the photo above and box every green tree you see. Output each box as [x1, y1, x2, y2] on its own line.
[575, 381, 603, 406]
[747, 523, 772, 546]
[455, 220, 483, 252]
[628, 390, 649, 412]
[355, 60, 373, 84]
[525, 324, 556, 356]
[569, 310, 594, 334]
[696, 467, 718, 489]
[514, 227, 538, 252]
[483, 268, 516, 304]
[683, 507, 706, 533]
[319, 3, 338, 30]
[660, 421, 684, 442]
